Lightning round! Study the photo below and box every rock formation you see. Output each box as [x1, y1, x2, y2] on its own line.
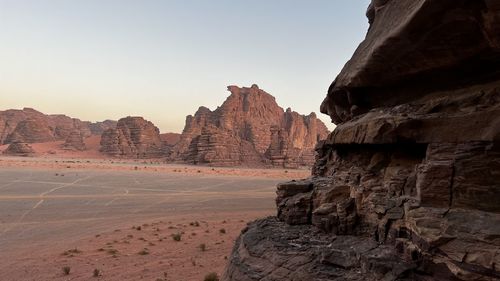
[160, 133, 181, 146]
[100, 116, 166, 158]
[170, 85, 329, 167]
[0, 108, 115, 144]
[224, 1, 500, 280]
[61, 131, 86, 151]
[3, 142, 35, 156]
[88, 120, 118, 135]
[5, 118, 55, 144]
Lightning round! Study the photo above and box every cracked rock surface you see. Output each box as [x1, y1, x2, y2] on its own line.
[224, 1, 500, 280]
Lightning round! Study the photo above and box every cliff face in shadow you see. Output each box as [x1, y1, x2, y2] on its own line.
[224, 1, 500, 280]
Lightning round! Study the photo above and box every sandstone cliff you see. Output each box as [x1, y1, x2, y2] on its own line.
[170, 85, 329, 167]
[3, 142, 35, 156]
[224, 1, 500, 280]
[100, 116, 167, 158]
[61, 131, 86, 151]
[0, 108, 116, 144]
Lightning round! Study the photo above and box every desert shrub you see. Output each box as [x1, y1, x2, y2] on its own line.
[204, 272, 219, 281]
[138, 248, 150, 255]
[62, 266, 71, 275]
[106, 248, 118, 255]
[93, 268, 100, 277]
[171, 233, 182, 241]
[219, 228, 226, 234]
[198, 243, 207, 251]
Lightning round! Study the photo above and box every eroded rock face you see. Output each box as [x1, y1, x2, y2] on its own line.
[88, 120, 118, 135]
[170, 85, 329, 167]
[224, 1, 500, 280]
[99, 116, 166, 158]
[5, 117, 55, 144]
[0, 108, 115, 144]
[61, 131, 86, 151]
[3, 142, 35, 156]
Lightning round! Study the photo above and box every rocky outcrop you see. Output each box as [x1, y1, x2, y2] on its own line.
[160, 133, 181, 146]
[3, 142, 35, 156]
[5, 118, 55, 144]
[88, 120, 118, 135]
[61, 131, 86, 151]
[224, 1, 500, 280]
[100, 116, 166, 158]
[0, 108, 115, 144]
[170, 85, 329, 167]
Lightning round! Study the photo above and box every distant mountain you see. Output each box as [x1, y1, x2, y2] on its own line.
[100, 116, 169, 158]
[0, 107, 117, 145]
[160, 133, 181, 146]
[170, 85, 329, 168]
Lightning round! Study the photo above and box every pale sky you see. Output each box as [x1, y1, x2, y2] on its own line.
[0, 0, 370, 133]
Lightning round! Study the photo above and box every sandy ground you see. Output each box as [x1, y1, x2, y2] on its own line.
[0, 160, 303, 281]
[0, 136, 312, 180]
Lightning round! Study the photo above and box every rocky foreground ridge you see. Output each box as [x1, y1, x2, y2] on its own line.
[170, 85, 329, 168]
[224, 1, 500, 280]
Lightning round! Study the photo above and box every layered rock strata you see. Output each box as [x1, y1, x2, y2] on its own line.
[2, 142, 35, 156]
[0, 108, 116, 144]
[170, 85, 329, 167]
[224, 1, 500, 280]
[61, 131, 86, 151]
[100, 116, 166, 158]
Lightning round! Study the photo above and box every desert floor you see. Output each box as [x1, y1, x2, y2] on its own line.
[0, 158, 309, 281]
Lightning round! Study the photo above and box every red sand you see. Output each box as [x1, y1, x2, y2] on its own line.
[1, 210, 269, 281]
[0, 154, 308, 280]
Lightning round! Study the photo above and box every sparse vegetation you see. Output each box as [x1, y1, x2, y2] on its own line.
[171, 233, 182, 241]
[204, 272, 219, 281]
[62, 266, 71, 275]
[93, 268, 100, 277]
[62, 248, 82, 256]
[106, 248, 118, 255]
[138, 248, 150, 255]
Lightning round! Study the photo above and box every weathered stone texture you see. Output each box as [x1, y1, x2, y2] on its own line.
[170, 85, 329, 167]
[100, 116, 167, 158]
[3, 142, 35, 156]
[61, 131, 86, 151]
[224, 1, 500, 280]
[0, 107, 115, 144]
